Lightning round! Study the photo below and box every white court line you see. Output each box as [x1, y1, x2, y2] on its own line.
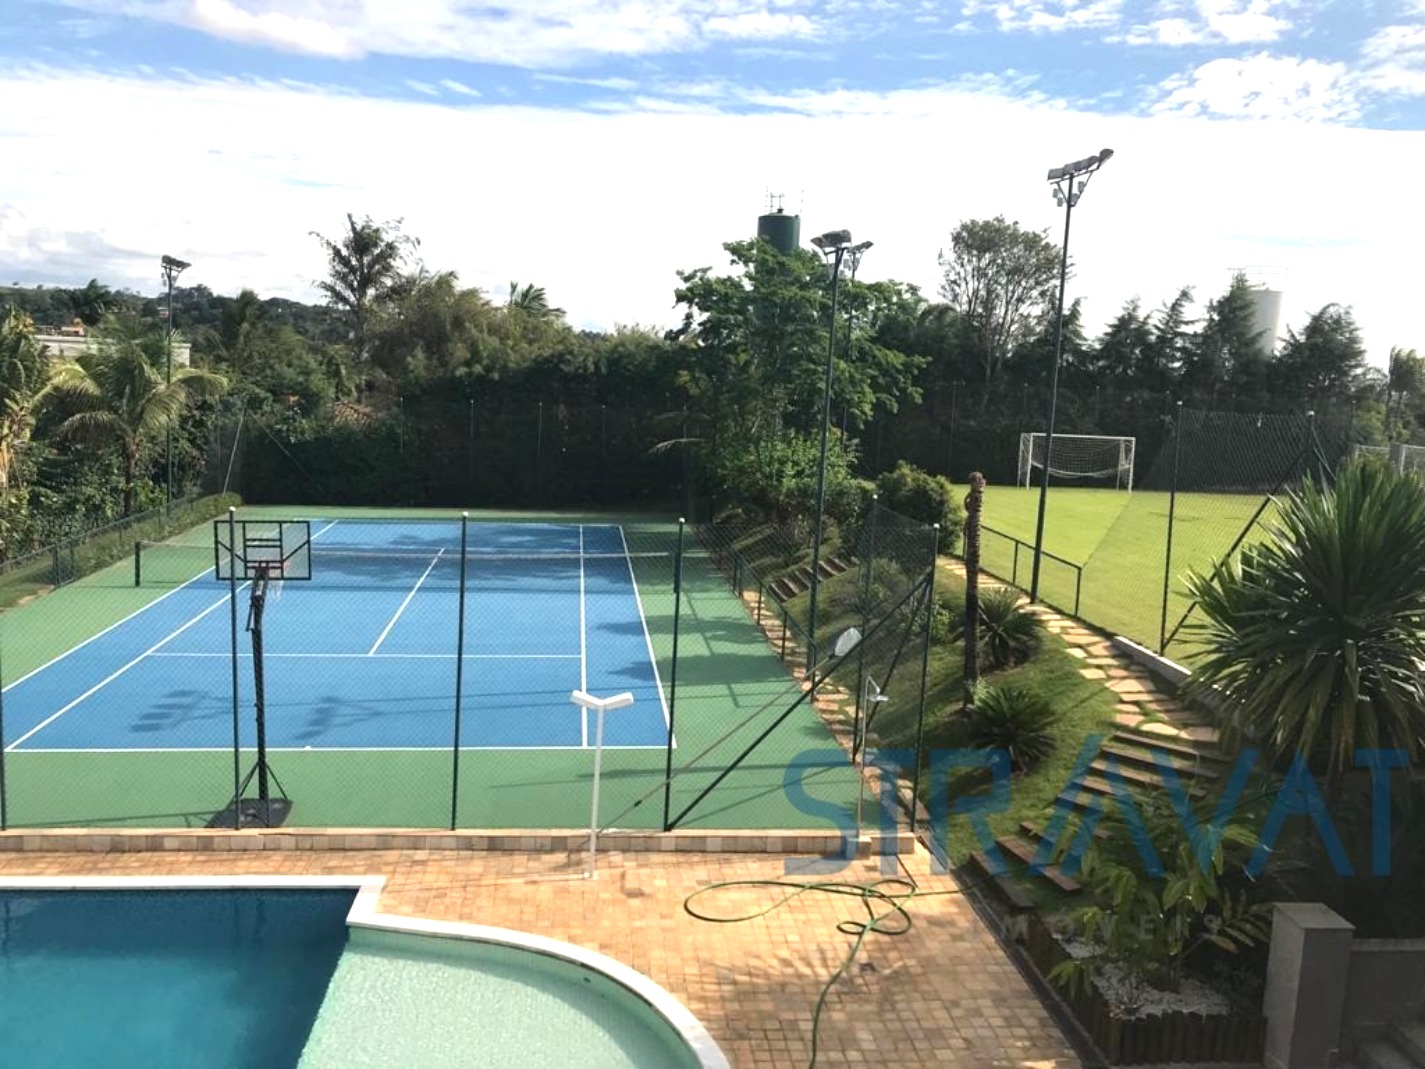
[368, 548, 446, 655]
[1, 567, 215, 694]
[6, 582, 250, 751]
[148, 652, 580, 659]
[579, 524, 588, 748]
[618, 524, 672, 735]
[14, 743, 671, 753]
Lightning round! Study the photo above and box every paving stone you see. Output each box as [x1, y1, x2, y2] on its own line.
[1066, 647, 1088, 660]
[1078, 667, 1108, 680]
[0, 845, 1079, 1069]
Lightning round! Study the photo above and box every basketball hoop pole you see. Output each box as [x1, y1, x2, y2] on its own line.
[247, 563, 274, 804]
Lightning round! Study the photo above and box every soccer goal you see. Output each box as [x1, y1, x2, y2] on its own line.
[1351, 442, 1425, 473]
[1018, 433, 1136, 490]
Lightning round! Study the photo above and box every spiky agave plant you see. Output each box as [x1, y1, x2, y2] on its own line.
[1184, 459, 1425, 797]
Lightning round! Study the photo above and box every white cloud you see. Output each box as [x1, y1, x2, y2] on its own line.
[1120, 0, 1292, 46]
[1357, 20, 1425, 98]
[186, 0, 361, 59]
[704, 11, 819, 39]
[1150, 53, 1358, 121]
[45, 0, 824, 67]
[961, 0, 1124, 33]
[438, 79, 481, 97]
[405, 79, 439, 96]
[1, 63, 1421, 364]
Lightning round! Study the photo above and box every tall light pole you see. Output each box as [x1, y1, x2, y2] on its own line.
[806, 229, 865, 671]
[160, 254, 191, 510]
[1028, 148, 1113, 601]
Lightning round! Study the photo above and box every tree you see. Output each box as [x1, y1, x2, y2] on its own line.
[1386, 347, 1423, 440]
[1141, 286, 1196, 396]
[1181, 274, 1266, 400]
[67, 279, 115, 328]
[937, 216, 1060, 393]
[1184, 459, 1425, 797]
[45, 314, 227, 514]
[310, 213, 419, 376]
[0, 308, 52, 554]
[1274, 303, 1366, 401]
[506, 282, 565, 321]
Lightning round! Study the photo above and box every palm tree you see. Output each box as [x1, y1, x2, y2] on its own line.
[311, 214, 418, 367]
[506, 282, 564, 320]
[0, 308, 51, 499]
[46, 314, 226, 514]
[1184, 458, 1425, 797]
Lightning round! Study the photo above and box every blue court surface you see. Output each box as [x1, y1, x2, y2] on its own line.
[3, 521, 672, 753]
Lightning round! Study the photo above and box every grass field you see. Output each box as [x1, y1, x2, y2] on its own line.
[964, 485, 1276, 658]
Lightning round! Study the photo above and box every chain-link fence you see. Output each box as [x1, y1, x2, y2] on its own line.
[968, 407, 1353, 661]
[0, 504, 948, 836]
[651, 502, 940, 835]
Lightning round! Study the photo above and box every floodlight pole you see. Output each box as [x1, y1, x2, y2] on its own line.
[1029, 150, 1112, 602]
[807, 229, 865, 671]
[160, 255, 190, 512]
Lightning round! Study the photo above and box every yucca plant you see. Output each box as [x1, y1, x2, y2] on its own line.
[965, 682, 1056, 772]
[977, 585, 1043, 671]
[1184, 459, 1425, 799]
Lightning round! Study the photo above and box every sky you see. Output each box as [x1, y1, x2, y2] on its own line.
[1, 1, 1423, 367]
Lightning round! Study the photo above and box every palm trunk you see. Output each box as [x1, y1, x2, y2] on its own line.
[963, 471, 985, 705]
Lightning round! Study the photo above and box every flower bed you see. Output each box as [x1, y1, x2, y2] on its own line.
[1023, 913, 1266, 1065]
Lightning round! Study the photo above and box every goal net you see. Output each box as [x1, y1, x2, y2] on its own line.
[1351, 443, 1425, 474]
[1018, 433, 1136, 490]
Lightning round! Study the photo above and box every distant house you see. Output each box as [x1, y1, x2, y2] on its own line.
[34, 319, 191, 368]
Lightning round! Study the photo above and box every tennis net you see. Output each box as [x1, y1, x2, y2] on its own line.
[135, 539, 677, 590]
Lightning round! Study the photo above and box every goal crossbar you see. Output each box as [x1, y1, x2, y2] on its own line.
[1018, 433, 1136, 491]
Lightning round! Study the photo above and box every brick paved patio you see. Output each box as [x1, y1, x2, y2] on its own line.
[0, 842, 1079, 1069]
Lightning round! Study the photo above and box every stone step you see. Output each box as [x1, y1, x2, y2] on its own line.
[1086, 758, 1210, 795]
[1107, 730, 1226, 766]
[1098, 740, 1222, 780]
[1019, 820, 1109, 850]
[995, 835, 1082, 893]
[966, 850, 1035, 913]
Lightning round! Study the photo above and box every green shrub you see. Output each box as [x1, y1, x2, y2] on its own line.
[965, 682, 1056, 772]
[874, 461, 965, 551]
[977, 586, 1043, 670]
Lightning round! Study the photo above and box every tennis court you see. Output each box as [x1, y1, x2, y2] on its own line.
[6, 520, 668, 753]
[0, 508, 865, 831]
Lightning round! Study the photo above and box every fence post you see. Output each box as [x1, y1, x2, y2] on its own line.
[0, 634, 9, 830]
[1159, 402, 1183, 653]
[50, 544, 61, 588]
[134, 541, 142, 587]
[853, 496, 880, 759]
[451, 513, 470, 831]
[1074, 565, 1082, 617]
[909, 526, 939, 833]
[226, 508, 242, 829]
[662, 519, 686, 832]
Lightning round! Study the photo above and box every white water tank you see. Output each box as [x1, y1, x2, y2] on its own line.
[1232, 267, 1286, 358]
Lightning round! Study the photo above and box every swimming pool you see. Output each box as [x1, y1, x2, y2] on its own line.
[0, 877, 727, 1068]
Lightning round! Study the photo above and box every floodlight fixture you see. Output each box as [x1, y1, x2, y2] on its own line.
[834, 627, 862, 658]
[1029, 148, 1115, 602]
[160, 253, 192, 511]
[810, 229, 853, 251]
[570, 689, 636, 878]
[805, 229, 866, 669]
[851, 240, 874, 254]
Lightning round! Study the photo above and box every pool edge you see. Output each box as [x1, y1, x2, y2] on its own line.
[0, 874, 731, 1069]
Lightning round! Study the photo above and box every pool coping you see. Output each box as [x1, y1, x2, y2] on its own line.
[0, 874, 731, 1069]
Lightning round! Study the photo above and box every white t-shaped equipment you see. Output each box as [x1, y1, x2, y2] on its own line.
[570, 689, 636, 878]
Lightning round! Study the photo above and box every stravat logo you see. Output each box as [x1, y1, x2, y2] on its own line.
[781, 739, 1410, 879]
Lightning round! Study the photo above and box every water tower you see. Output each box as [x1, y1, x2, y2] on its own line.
[757, 193, 800, 255]
[1231, 266, 1286, 358]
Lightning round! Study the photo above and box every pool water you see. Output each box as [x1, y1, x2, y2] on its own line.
[0, 890, 353, 1069]
[299, 926, 702, 1068]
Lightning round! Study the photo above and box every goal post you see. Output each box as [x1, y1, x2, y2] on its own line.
[1018, 433, 1136, 491]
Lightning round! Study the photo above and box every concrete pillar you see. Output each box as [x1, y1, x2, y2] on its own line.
[1263, 902, 1356, 1069]
[1390, 442, 1407, 473]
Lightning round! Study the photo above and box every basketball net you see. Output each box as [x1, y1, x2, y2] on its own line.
[271, 563, 285, 601]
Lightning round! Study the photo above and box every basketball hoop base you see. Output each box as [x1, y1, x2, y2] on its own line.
[207, 797, 293, 829]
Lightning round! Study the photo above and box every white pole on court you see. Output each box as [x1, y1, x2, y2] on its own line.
[571, 689, 635, 878]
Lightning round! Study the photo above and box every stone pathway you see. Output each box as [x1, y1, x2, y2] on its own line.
[0, 845, 1081, 1069]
